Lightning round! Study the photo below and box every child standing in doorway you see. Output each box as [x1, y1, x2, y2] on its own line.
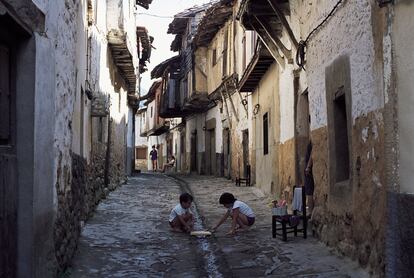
[149, 145, 158, 172]
[169, 193, 194, 233]
[211, 193, 255, 235]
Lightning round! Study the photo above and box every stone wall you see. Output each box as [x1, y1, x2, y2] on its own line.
[49, 0, 81, 273]
[109, 118, 127, 188]
[310, 110, 386, 276]
[87, 143, 107, 215]
[290, 1, 387, 275]
[54, 139, 126, 273]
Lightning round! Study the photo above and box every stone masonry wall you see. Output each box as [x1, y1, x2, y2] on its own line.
[54, 153, 86, 272]
[49, 0, 80, 273]
[311, 110, 386, 276]
[87, 143, 107, 216]
[109, 119, 127, 188]
[291, 1, 387, 275]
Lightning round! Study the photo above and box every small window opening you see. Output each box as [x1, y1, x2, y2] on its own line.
[333, 89, 350, 182]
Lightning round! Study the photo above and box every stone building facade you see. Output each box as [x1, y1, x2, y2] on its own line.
[136, 0, 413, 276]
[0, 0, 152, 276]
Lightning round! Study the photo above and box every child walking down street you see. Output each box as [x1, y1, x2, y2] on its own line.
[211, 192, 255, 235]
[169, 193, 194, 233]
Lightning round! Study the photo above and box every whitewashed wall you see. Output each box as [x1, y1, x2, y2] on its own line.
[293, 0, 384, 130]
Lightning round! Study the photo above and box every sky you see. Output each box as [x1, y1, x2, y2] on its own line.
[136, 0, 212, 94]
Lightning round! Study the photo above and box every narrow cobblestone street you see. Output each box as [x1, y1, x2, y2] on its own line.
[68, 173, 369, 277]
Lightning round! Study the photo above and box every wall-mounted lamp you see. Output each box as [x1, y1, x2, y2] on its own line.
[202, 126, 206, 131]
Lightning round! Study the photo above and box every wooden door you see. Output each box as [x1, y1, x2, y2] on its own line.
[0, 43, 17, 278]
[242, 129, 249, 178]
[190, 131, 197, 172]
[223, 129, 230, 177]
[210, 129, 216, 175]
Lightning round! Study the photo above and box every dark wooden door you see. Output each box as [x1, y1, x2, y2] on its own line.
[242, 130, 249, 178]
[223, 129, 230, 177]
[210, 130, 216, 175]
[190, 132, 197, 172]
[0, 43, 17, 278]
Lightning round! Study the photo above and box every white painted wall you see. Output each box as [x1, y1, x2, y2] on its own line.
[394, 2, 414, 194]
[135, 113, 148, 146]
[293, 0, 384, 130]
[279, 66, 295, 143]
[253, 63, 279, 194]
[186, 114, 206, 153]
[72, 0, 91, 161]
[147, 100, 156, 131]
[206, 106, 223, 153]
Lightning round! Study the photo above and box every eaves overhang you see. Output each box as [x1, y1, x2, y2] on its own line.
[107, 30, 137, 94]
[238, 43, 274, 92]
[168, 2, 216, 51]
[182, 92, 212, 113]
[151, 55, 181, 79]
[137, 26, 152, 73]
[193, 0, 234, 47]
[148, 122, 170, 136]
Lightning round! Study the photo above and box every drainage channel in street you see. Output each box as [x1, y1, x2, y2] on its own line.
[167, 175, 225, 278]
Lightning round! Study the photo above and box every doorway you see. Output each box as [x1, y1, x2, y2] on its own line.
[206, 128, 216, 175]
[223, 128, 230, 177]
[242, 129, 249, 178]
[190, 130, 197, 172]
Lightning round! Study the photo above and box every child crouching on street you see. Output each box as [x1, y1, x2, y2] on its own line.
[169, 192, 194, 233]
[211, 192, 255, 235]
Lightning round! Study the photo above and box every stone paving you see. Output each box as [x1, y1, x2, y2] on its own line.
[68, 173, 371, 277]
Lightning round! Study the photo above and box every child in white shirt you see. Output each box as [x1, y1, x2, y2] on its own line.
[211, 192, 255, 235]
[169, 193, 194, 233]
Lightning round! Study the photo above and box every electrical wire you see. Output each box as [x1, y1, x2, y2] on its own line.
[136, 12, 194, 19]
[296, 0, 344, 70]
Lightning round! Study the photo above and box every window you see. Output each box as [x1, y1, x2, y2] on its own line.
[333, 90, 350, 182]
[325, 55, 352, 192]
[212, 48, 217, 66]
[150, 106, 153, 118]
[263, 113, 268, 155]
[136, 147, 147, 159]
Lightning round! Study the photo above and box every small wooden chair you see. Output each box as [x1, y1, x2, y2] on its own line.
[272, 185, 307, 241]
[236, 165, 251, 187]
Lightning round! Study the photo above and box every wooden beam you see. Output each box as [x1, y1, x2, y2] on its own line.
[250, 16, 285, 69]
[255, 15, 291, 60]
[267, 0, 298, 49]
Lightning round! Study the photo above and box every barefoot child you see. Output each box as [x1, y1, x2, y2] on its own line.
[169, 193, 194, 233]
[211, 193, 255, 235]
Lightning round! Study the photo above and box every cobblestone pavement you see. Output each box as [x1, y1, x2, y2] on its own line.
[69, 173, 370, 277]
